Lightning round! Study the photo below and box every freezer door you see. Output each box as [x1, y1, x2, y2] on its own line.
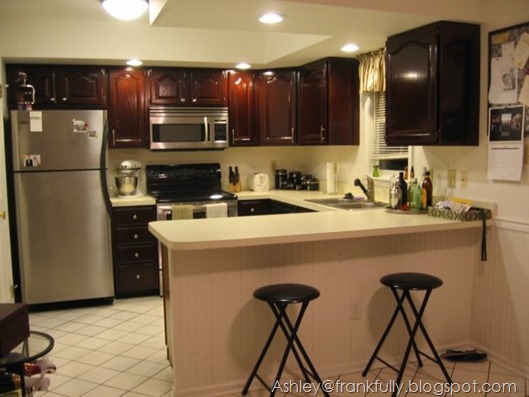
[11, 110, 106, 171]
[14, 170, 114, 304]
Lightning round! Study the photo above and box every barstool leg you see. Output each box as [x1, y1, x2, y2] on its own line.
[405, 292, 453, 383]
[241, 306, 285, 395]
[270, 303, 312, 383]
[277, 304, 330, 397]
[390, 288, 423, 367]
[392, 289, 431, 395]
[362, 292, 410, 376]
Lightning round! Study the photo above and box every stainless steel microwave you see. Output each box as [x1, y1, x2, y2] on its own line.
[149, 106, 229, 150]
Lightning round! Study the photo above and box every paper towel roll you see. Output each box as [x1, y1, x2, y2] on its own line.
[326, 161, 338, 194]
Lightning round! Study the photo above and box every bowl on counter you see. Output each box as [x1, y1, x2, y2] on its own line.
[115, 175, 139, 196]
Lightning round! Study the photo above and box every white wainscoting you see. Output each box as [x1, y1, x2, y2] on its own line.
[165, 228, 484, 396]
[472, 217, 529, 377]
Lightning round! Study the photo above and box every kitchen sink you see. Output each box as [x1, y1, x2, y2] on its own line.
[305, 197, 387, 210]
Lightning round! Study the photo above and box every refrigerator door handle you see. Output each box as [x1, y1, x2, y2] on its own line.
[100, 120, 112, 216]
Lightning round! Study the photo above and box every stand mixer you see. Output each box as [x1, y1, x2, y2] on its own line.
[115, 160, 144, 197]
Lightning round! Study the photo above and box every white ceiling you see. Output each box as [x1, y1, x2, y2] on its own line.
[0, 0, 486, 68]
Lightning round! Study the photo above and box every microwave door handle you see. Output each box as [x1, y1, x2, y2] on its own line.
[204, 116, 209, 143]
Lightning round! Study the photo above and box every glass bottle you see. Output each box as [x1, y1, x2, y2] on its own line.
[15, 72, 35, 110]
[408, 178, 421, 210]
[421, 171, 433, 209]
[398, 171, 408, 210]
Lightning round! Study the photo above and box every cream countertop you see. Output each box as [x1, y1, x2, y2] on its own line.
[149, 203, 485, 251]
[110, 195, 156, 207]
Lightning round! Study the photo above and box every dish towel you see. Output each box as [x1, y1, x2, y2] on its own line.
[205, 203, 228, 218]
[171, 204, 194, 220]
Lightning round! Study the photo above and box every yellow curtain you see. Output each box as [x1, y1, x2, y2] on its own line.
[357, 48, 386, 93]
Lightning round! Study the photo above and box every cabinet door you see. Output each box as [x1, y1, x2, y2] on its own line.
[258, 69, 297, 145]
[148, 68, 188, 105]
[327, 59, 360, 145]
[385, 23, 438, 145]
[108, 68, 147, 148]
[189, 69, 227, 106]
[57, 67, 107, 107]
[228, 71, 258, 146]
[7, 65, 56, 108]
[298, 61, 327, 144]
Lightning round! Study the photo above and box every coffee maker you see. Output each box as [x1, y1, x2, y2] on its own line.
[115, 160, 143, 197]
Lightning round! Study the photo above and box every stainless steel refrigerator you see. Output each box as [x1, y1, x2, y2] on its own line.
[10, 110, 114, 306]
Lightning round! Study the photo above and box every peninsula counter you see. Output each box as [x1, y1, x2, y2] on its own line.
[149, 207, 488, 397]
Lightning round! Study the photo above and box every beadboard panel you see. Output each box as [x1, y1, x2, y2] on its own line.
[472, 220, 529, 376]
[165, 229, 482, 396]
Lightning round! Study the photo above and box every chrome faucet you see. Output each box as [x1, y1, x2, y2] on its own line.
[354, 176, 375, 202]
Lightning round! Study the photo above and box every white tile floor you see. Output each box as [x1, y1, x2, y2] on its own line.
[27, 296, 528, 397]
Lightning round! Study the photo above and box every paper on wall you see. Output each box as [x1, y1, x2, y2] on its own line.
[514, 31, 529, 69]
[489, 56, 518, 105]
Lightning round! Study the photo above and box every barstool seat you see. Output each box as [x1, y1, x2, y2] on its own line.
[242, 283, 329, 397]
[363, 272, 452, 397]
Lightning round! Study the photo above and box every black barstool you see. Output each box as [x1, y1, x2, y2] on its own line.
[362, 273, 452, 395]
[242, 283, 329, 397]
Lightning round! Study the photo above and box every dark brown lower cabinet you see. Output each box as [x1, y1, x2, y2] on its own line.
[112, 206, 159, 298]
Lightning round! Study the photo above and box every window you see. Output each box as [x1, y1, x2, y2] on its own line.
[371, 91, 408, 171]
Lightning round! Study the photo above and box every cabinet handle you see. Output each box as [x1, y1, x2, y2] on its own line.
[62, 97, 67, 102]
[134, 252, 140, 258]
[250, 208, 255, 213]
[136, 274, 141, 279]
[192, 98, 197, 103]
[180, 98, 185, 103]
[132, 214, 138, 221]
[320, 126, 326, 142]
[133, 234, 139, 239]
[51, 97, 56, 103]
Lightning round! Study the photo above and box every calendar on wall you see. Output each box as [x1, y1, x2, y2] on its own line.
[487, 21, 529, 181]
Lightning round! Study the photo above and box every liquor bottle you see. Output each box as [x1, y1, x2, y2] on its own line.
[398, 171, 408, 210]
[408, 178, 422, 210]
[421, 171, 433, 208]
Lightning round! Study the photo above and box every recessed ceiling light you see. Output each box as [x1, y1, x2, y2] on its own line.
[259, 13, 284, 24]
[101, 0, 149, 21]
[341, 43, 359, 53]
[126, 59, 143, 66]
[236, 63, 252, 70]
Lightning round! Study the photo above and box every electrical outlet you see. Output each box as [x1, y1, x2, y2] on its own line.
[447, 169, 456, 188]
[349, 300, 361, 320]
[460, 170, 468, 189]
[270, 160, 277, 172]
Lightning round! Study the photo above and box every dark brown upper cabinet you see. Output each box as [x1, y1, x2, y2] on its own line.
[228, 70, 258, 146]
[6, 64, 107, 109]
[257, 69, 298, 146]
[385, 21, 480, 146]
[148, 68, 227, 107]
[298, 58, 359, 145]
[108, 68, 148, 148]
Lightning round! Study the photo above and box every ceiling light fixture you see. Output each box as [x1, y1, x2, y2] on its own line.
[236, 63, 252, 70]
[126, 59, 143, 66]
[259, 13, 284, 24]
[341, 43, 359, 53]
[101, 0, 149, 21]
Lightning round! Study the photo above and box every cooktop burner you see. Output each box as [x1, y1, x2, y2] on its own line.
[146, 163, 237, 203]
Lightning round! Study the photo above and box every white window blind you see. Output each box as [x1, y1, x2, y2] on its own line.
[371, 92, 408, 161]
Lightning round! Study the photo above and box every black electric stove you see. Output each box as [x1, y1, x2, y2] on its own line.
[146, 163, 237, 204]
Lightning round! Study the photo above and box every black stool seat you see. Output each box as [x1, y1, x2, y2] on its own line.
[381, 272, 443, 290]
[254, 283, 320, 303]
[242, 283, 329, 397]
[363, 272, 452, 397]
